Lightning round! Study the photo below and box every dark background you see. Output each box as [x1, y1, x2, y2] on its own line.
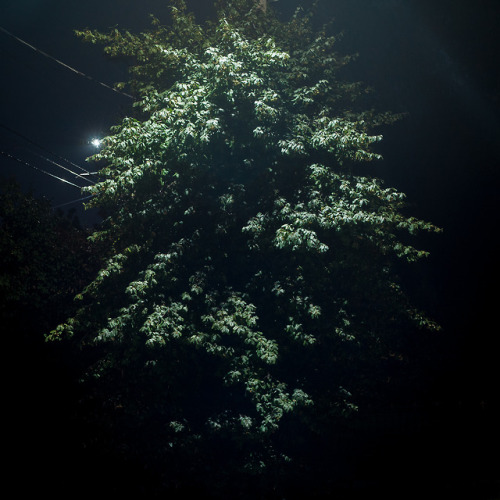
[1, 0, 499, 497]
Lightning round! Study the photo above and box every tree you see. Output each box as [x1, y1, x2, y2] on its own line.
[0, 177, 99, 335]
[0, 178, 111, 495]
[50, 0, 440, 494]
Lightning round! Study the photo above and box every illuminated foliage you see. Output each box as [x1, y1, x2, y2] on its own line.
[52, 0, 440, 490]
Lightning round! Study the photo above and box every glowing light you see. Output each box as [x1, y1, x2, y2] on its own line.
[91, 138, 102, 148]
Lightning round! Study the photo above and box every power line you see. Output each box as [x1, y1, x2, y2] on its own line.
[0, 150, 84, 189]
[52, 194, 94, 209]
[0, 134, 96, 185]
[0, 123, 91, 175]
[0, 124, 98, 185]
[30, 149, 96, 185]
[0, 26, 135, 100]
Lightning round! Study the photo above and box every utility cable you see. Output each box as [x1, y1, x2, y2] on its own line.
[0, 123, 95, 181]
[52, 194, 94, 209]
[0, 26, 135, 100]
[0, 132, 96, 184]
[32, 150, 96, 184]
[0, 150, 83, 189]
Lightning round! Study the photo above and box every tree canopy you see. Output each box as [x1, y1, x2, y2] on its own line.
[0, 177, 98, 333]
[50, 0, 440, 494]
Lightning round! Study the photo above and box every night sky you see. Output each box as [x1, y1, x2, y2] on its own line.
[2, 0, 499, 495]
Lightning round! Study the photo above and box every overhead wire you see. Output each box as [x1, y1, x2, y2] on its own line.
[30, 150, 96, 185]
[52, 194, 94, 209]
[0, 26, 135, 101]
[0, 26, 126, 208]
[1, 123, 91, 174]
[0, 150, 84, 189]
[0, 123, 96, 184]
